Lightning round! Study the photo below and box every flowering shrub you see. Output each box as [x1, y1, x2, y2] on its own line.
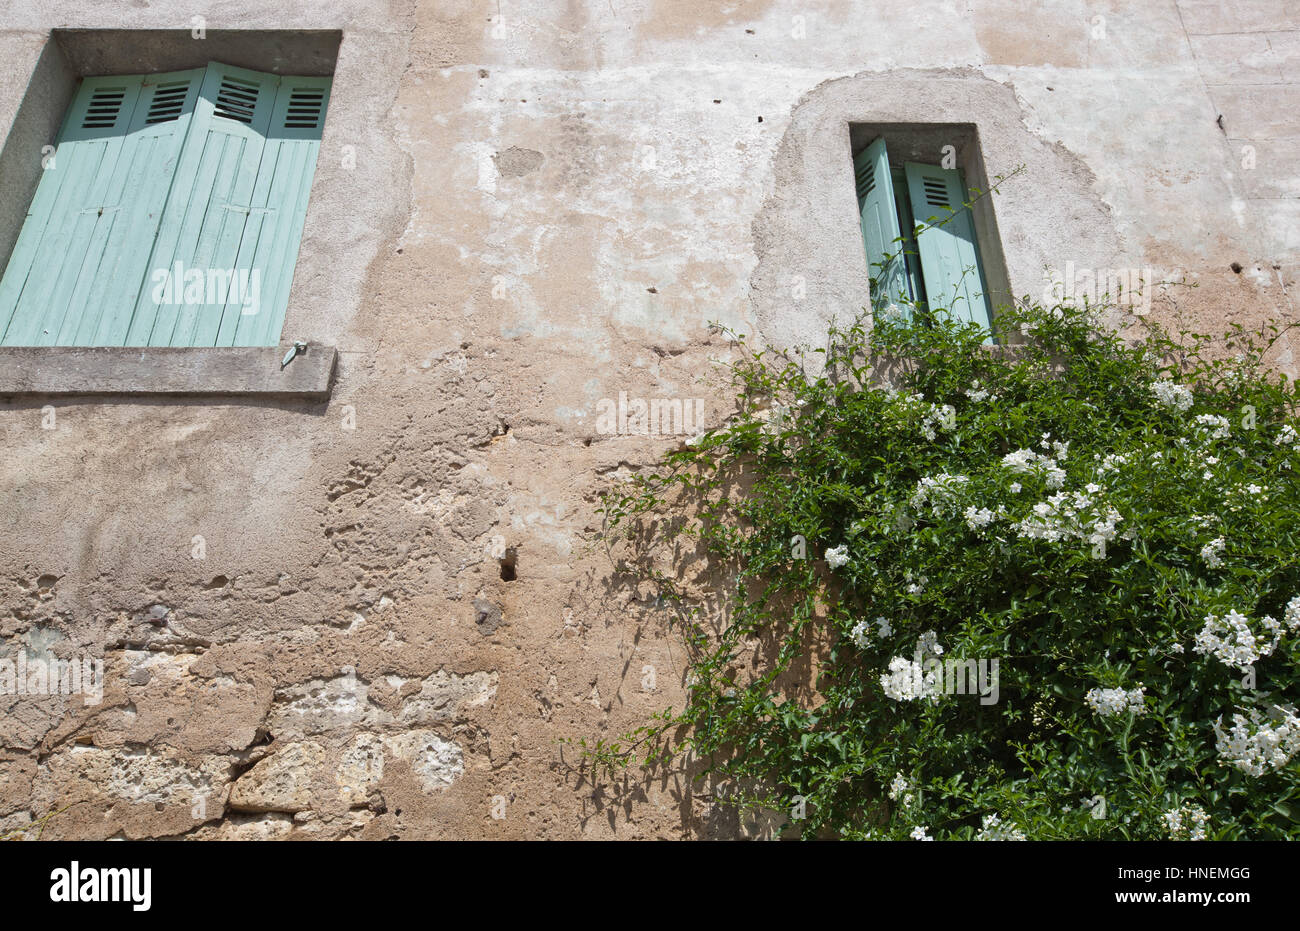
[596, 302, 1300, 839]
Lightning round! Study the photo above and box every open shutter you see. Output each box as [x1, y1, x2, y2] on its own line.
[904, 162, 993, 334]
[0, 73, 202, 345]
[854, 137, 910, 316]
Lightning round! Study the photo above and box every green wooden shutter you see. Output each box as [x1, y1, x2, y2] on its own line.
[0, 71, 203, 345]
[903, 161, 993, 334]
[127, 64, 329, 347]
[131, 63, 281, 347]
[854, 137, 910, 316]
[232, 74, 330, 347]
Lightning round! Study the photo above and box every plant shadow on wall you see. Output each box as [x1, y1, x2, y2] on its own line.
[576, 298, 1300, 840]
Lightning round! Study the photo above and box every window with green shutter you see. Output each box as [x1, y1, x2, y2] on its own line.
[853, 135, 995, 340]
[0, 62, 330, 348]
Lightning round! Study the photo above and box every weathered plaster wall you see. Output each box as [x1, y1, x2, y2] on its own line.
[0, 0, 1296, 839]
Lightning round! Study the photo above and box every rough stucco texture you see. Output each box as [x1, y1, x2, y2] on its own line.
[0, 0, 1297, 839]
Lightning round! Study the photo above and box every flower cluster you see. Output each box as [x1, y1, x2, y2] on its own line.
[963, 505, 998, 531]
[1193, 413, 1231, 441]
[849, 619, 872, 648]
[1285, 595, 1300, 631]
[1200, 537, 1226, 569]
[1001, 446, 1067, 490]
[1214, 706, 1300, 776]
[1095, 452, 1130, 476]
[881, 656, 940, 702]
[1013, 490, 1122, 551]
[1085, 686, 1147, 718]
[964, 381, 992, 403]
[1192, 609, 1284, 672]
[1163, 804, 1209, 841]
[975, 813, 1027, 841]
[888, 773, 914, 806]
[825, 544, 850, 569]
[909, 472, 969, 515]
[1274, 424, 1299, 449]
[920, 403, 957, 441]
[916, 630, 944, 657]
[1150, 379, 1194, 411]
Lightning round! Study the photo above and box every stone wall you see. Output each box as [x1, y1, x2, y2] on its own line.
[0, 0, 1296, 839]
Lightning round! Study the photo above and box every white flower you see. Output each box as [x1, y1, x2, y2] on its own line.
[910, 472, 969, 515]
[1086, 686, 1147, 718]
[909, 826, 934, 841]
[1193, 413, 1231, 441]
[1274, 424, 1299, 449]
[916, 630, 943, 657]
[1001, 447, 1066, 488]
[1150, 379, 1194, 412]
[1009, 482, 1022, 493]
[1164, 804, 1209, 841]
[881, 656, 940, 702]
[1002, 448, 1039, 472]
[1200, 537, 1226, 569]
[964, 381, 992, 403]
[964, 505, 997, 531]
[1245, 483, 1264, 496]
[825, 544, 850, 569]
[920, 403, 957, 441]
[1213, 705, 1300, 776]
[850, 619, 872, 649]
[888, 773, 914, 806]
[975, 813, 1027, 841]
[1284, 595, 1300, 631]
[1096, 452, 1130, 475]
[1193, 609, 1283, 671]
[1013, 490, 1122, 548]
[876, 616, 894, 638]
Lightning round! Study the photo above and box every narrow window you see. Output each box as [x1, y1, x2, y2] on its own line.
[854, 135, 994, 338]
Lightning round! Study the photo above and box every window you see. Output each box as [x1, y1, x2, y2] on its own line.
[0, 61, 330, 348]
[853, 134, 994, 337]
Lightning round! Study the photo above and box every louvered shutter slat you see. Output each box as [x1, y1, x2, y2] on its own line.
[854, 137, 911, 319]
[903, 161, 993, 336]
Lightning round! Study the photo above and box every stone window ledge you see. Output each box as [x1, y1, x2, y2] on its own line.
[0, 345, 336, 398]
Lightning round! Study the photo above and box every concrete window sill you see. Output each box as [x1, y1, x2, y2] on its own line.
[0, 345, 336, 398]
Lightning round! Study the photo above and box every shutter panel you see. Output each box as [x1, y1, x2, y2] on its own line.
[130, 63, 279, 347]
[230, 75, 330, 347]
[854, 137, 910, 317]
[0, 72, 204, 346]
[903, 161, 993, 334]
[71, 71, 205, 345]
[0, 76, 144, 344]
